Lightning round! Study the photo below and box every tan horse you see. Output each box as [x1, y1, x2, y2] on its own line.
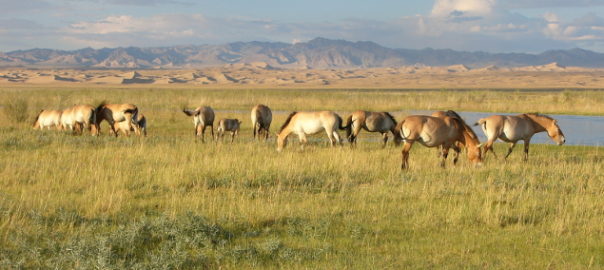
[431, 110, 465, 158]
[110, 113, 147, 137]
[60, 105, 98, 135]
[251, 104, 272, 140]
[277, 111, 345, 152]
[95, 103, 139, 137]
[182, 106, 215, 142]
[217, 118, 241, 142]
[398, 113, 482, 169]
[475, 113, 565, 161]
[32, 110, 62, 130]
[344, 110, 402, 147]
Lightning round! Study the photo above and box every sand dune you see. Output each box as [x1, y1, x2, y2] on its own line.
[2, 64, 604, 88]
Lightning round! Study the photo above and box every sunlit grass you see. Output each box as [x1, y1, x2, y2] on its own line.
[1, 86, 603, 269]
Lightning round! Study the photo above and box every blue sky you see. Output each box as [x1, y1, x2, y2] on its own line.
[2, 0, 604, 52]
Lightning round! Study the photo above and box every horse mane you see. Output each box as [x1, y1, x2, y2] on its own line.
[383, 112, 397, 125]
[32, 110, 43, 127]
[446, 110, 479, 140]
[279, 111, 298, 132]
[525, 112, 554, 121]
[95, 101, 107, 113]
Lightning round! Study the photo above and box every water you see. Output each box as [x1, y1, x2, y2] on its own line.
[410, 111, 604, 147]
[216, 109, 604, 146]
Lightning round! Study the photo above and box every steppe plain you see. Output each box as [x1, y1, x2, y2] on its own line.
[1, 65, 603, 269]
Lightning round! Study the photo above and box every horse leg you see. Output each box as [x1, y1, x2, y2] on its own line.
[440, 147, 450, 168]
[452, 144, 461, 165]
[401, 141, 413, 170]
[231, 131, 235, 143]
[523, 139, 531, 162]
[381, 133, 389, 148]
[332, 131, 343, 146]
[298, 133, 308, 150]
[210, 124, 215, 141]
[504, 142, 517, 159]
[325, 128, 336, 147]
[201, 125, 207, 143]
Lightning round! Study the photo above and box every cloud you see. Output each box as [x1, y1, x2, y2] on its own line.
[501, 0, 604, 9]
[431, 0, 495, 18]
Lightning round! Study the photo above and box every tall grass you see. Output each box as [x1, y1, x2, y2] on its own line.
[0, 86, 603, 269]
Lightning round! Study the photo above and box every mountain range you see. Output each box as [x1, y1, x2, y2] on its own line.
[2, 37, 604, 69]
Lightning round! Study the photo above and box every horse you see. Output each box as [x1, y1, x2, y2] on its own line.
[251, 104, 272, 140]
[431, 110, 465, 158]
[60, 104, 98, 135]
[95, 102, 139, 137]
[276, 111, 345, 152]
[344, 110, 402, 147]
[110, 113, 147, 137]
[217, 118, 241, 142]
[474, 113, 565, 161]
[32, 109, 62, 130]
[182, 106, 215, 142]
[397, 113, 482, 169]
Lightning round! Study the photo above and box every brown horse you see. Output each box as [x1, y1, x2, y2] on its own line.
[60, 105, 98, 135]
[251, 104, 272, 140]
[217, 118, 241, 142]
[344, 110, 402, 147]
[431, 110, 465, 158]
[182, 106, 215, 142]
[110, 113, 147, 137]
[398, 113, 482, 169]
[475, 113, 565, 161]
[32, 109, 62, 130]
[95, 103, 138, 137]
[277, 111, 345, 152]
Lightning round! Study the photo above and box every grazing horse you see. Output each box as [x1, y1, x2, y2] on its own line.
[344, 110, 402, 147]
[32, 109, 62, 130]
[251, 104, 272, 140]
[276, 111, 345, 152]
[95, 103, 139, 137]
[398, 114, 482, 169]
[217, 118, 242, 142]
[110, 113, 147, 137]
[182, 106, 215, 142]
[475, 113, 565, 161]
[60, 105, 98, 135]
[431, 110, 465, 158]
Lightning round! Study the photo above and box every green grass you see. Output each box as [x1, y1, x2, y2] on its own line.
[1, 86, 603, 269]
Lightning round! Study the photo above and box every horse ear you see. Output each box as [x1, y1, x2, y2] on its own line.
[477, 143, 483, 148]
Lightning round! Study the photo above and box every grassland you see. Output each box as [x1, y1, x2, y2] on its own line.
[1, 85, 603, 269]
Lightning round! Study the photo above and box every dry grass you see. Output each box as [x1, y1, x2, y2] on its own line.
[0, 85, 603, 269]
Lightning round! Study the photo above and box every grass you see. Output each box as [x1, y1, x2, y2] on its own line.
[0, 85, 603, 269]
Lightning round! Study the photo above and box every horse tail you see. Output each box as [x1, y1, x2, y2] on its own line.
[253, 111, 261, 138]
[398, 120, 408, 141]
[336, 113, 346, 130]
[343, 114, 353, 139]
[474, 118, 487, 128]
[32, 110, 43, 128]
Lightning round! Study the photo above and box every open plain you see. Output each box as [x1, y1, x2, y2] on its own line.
[1, 68, 604, 269]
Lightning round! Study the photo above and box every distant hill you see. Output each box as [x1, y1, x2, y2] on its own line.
[2, 38, 604, 69]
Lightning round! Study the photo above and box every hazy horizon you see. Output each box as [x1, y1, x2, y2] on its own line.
[1, 0, 604, 53]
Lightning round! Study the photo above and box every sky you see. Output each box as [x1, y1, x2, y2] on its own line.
[2, 0, 604, 53]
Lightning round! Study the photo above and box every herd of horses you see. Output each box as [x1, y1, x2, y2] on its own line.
[32, 103, 566, 169]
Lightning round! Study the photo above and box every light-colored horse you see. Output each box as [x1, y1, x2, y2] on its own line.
[183, 106, 215, 142]
[251, 104, 272, 140]
[60, 105, 98, 135]
[277, 111, 345, 152]
[95, 103, 139, 137]
[344, 110, 402, 147]
[398, 113, 482, 169]
[475, 113, 565, 161]
[32, 110, 62, 130]
[217, 118, 241, 142]
[110, 113, 147, 137]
